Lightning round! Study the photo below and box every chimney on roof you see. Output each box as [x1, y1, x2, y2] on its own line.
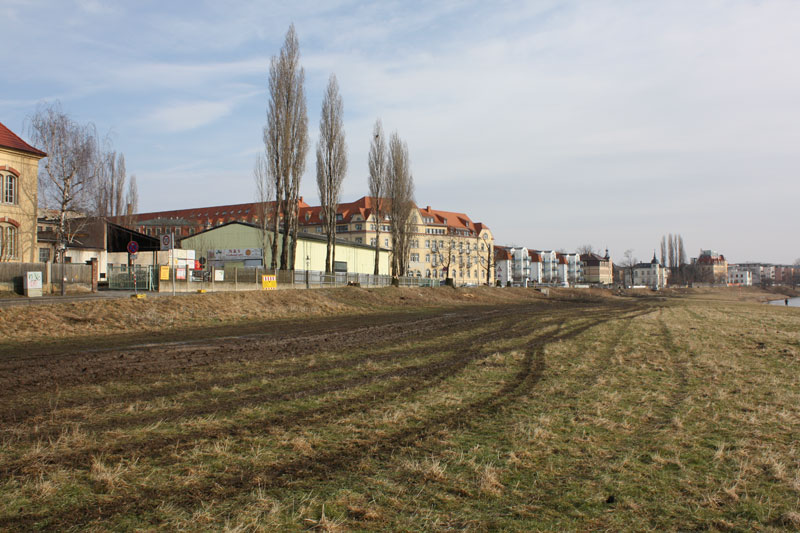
[426, 206, 431, 211]
[299, 196, 303, 203]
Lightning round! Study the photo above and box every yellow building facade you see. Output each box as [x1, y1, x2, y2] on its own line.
[0, 122, 46, 263]
[298, 197, 494, 284]
[180, 221, 391, 275]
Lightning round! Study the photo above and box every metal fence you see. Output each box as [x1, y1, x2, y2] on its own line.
[274, 270, 436, 289]
[105, 264, 440, 292]
[107, 265, 158, 291]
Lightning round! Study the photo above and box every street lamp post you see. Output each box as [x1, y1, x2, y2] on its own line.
[306, 255, 310, 289]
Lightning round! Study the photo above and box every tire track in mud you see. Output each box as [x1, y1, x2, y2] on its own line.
[0, 306, 535, 433]
[652, 310, 691, 429]
[0, 307, 519, 424]
[0, 302, 649, 530]
[0, 310, 537, 477]
[0, 309, 502, 391]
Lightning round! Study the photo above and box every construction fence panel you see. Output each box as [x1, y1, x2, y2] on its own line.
[107, 265, 157, 291]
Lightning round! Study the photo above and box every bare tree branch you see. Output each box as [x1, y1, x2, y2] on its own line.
[264, 24, 308, 271]
[367, 119, 388, 275]
[316, 74, 347, 274]
[387, 131, 415, 278]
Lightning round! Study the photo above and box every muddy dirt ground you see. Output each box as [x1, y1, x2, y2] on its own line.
[0, 297, 647, 529]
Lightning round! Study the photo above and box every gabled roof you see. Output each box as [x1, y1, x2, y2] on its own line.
[298, 197, 492, 238]
[494, 246, 511, 261]
[119, 198, 311, 226]
[0, 121, 46, 158]
[528, 250, 543, 262]
[179, 220, 389, 251]
[580, 252, 608, 262]
[298, 196, 384, 225]
[418, 205, 477, 234]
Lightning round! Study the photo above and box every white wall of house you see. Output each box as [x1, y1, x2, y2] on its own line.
[557, 262, 569, 286]
[510, 247, 530, 286]
[495, 259, 511, 286]
[727, 268, 753, 286]
[633, 263, 668, 289]
[539, 251, 558, 283]
[529, 259, 543, 283]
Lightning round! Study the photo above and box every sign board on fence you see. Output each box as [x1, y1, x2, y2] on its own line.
[208, 248, 263, 261]
[24, 271, 43, 297]
[160, 233, 173, 251]
[159, 265, 170, 281]
[261, 274, 276, 290]
[176, 268, 186, 280]
[214, 269, 225, 282]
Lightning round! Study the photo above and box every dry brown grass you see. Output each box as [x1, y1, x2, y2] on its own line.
[0, 286, 546, 346]
[0, 290, 798, 531]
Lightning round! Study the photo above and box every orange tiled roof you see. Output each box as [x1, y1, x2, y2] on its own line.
[298, 196, 383, 225]
[528, 250, 543, 262]
[122, 198, 310, 226]
[0, 121, 46, 157]
[494, 246, 512, 261]
[299, 197, 492, 237]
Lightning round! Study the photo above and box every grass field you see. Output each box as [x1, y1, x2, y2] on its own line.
[0, 288, 798, 531]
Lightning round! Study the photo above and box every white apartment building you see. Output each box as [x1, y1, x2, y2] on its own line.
[727, 267, 753, 286]
[494, 246, 531, 286]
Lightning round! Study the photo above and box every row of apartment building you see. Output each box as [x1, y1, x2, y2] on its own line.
[727, 263, 799, 286]
[494, 246, 614, 287]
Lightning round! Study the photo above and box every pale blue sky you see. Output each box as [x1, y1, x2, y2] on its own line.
[3, 0, 799, 263]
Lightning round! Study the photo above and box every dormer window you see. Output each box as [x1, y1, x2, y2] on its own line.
[336, 213, 343, 221]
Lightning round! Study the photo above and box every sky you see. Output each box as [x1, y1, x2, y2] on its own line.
[2, 0, 799, 264]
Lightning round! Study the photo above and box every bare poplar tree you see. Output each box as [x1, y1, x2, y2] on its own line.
[264, 24, 308, 271]
[660, 236, 667, 266]
[316, 74, 347, 274]
[367, 119, 388, 275]
[668, 234, 676, 270]
[678, 235, 687, 266]
[386, 131, 415, 278]
[112, 153, 126, 216]
[116, 173, 139, 230]
[94, 148, 135, 220]
[253, 153, 274, 267]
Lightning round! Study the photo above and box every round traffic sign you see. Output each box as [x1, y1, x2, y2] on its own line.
[127, 240, 139, 254]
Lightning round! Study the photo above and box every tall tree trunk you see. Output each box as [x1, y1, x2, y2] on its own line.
[373, 226, 381, 275]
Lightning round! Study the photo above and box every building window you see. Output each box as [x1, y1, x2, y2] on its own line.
[39, 247, 50, 263]
[370, 238, 376, 246]
[336, 225, 348, 232]
[384, 238, 389, 247]
[410, 253, 419, 262]
[355, 224, 362, 230]
[2, 173, 17, 204]
[1, 224, 17, 259]
[355, 237, 363, 244]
